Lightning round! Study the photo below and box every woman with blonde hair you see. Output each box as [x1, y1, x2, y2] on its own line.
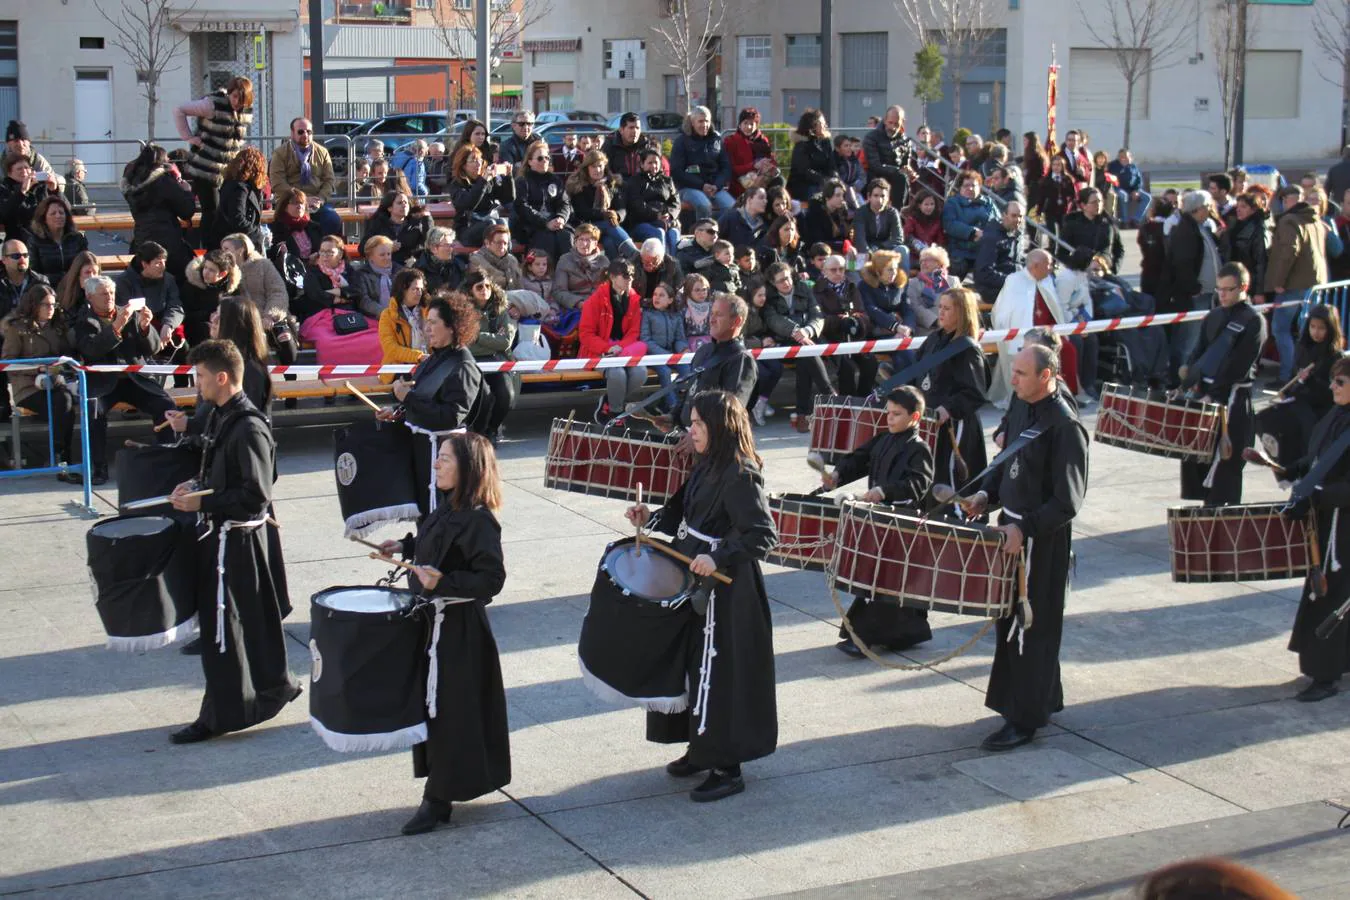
[910, 286, 988, 488]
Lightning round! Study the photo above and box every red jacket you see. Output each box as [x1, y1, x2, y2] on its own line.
[579, 282, 643, 357]
[724, 129, 777, 197]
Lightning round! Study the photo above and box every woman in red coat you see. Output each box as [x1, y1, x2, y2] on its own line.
[724, 107, 780, 199]
[579, 257, 649, 423]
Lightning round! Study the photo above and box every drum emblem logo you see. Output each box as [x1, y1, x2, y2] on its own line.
[309, 638, 323, 683]
[921, 374, 931, 391]
[1009, 457, 1021, 480]
[547, 183, 558, 197]
[335, 452, 358, 486]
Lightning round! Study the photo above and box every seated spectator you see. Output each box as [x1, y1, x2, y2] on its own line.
[763, 260, 834, 431]
[220, 233, 296, 368]
[942, 171, 999, 278]
[1034, 154, 1078, 236]
[633, 238, 683, 303]
[2, 150, 59, 244]
[799, 178, 852, 253]
[703, 239, 742, 296]
[414, 225, 467, 293]
[469, 223, 524, 289]
[63, 158, 94, 216]
[640, 282, 690, 414]
[271, 188, 324, 265]
[1090, 150, 1120, 220]
[717, 185, 769, 254]
[767, 184, 797, 222]
[389, 139, 430, 198]
[357, 158, 411, 201]
[181, 247, 243, 345]
[724, 107, 780, 199]
[341, 158, 372, 201]
[676, 217, 720, 272]
[449, 145, 514, 248]
[603, 113, 660, 180]
[990, 249, 1078, 407]
[69, 274, 175, 482]
[1106, 148, 1149, 227]
[1, 284, 79, 478]
[624, 148, 682, 257]
[735, 244, 760, 281]
[1, 238, 50, 324]
[297, 235, 383, 365]
[463, 269, 518, 439]
[364, 139, 386, 166]
[904, 246, 954, 335]
[787, 109, 837, 201]
[451, 119, 499, 171]
[579, 257, 649, 423]
[268, 117, 342, 237]
[513, 140, 573, 262]
[1058, 187, 1123, 273]
[115, 241, 184, 348]
[553, 224, 609, 311]
[1220, 190, 1271, 299]
[854, 178, 906, 260]
[23, 194, 88, 280]
[520, 249, 558, 321]
[760, 214, 808, 277]
[833, 134, 865, 208]
[566, 149, 636, 260]
[425, 142, 447, 197]
[209, 145, 267, 252]
[740, 278, 782, 425]
[55, 249, 100, 314]
[349, 234, 405, 320]
[805, 241, 831, 284]
[814, 254, 878, 396]
[974, 201, 1029, 303]
[902, 192, 945, 261]
[378, 268, 430, 382]
[680, 272, 714, 350]
[671, 106, 734, 221]
[860, 249, 913, 340]
[985, 164, 1025, 210]
[363, 189, 432, 267]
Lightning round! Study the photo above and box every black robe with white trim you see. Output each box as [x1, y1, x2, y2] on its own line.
[911, 329, 988, 488]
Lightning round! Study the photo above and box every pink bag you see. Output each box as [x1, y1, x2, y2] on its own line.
[620, 341, 648, 358]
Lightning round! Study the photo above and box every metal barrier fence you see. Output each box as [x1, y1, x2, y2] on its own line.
[1, 356, 94, 513]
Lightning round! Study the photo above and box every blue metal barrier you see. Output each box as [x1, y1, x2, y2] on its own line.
[1, 356, 94, 513]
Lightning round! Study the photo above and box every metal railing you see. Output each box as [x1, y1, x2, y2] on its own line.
[1, 357, 94, 513]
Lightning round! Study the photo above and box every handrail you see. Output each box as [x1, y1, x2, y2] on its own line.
[0, 356, 94, 512]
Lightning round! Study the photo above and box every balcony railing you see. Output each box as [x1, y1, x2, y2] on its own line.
[336, 3, 413, 24]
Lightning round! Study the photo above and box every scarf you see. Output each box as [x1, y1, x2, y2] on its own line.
[370, 261, 395, 306]
[405, 304, 427, 352]
[293, 141, 313, 186]
[277, 207, 312, 258]
[318, 257, 345, 285]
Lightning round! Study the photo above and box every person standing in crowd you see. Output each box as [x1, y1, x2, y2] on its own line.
[961, 343, 1088, 751]
[121, 143, 197, 280]
[1159, 190, 1223, 384]
[763, 260, 834, 432]
[786, 109, 837, 202]
[1056, 130, 1091, 187]
[175, 76, 254, 231]
[462, 269, 518, 441]
[1, 284, 79, 479]
[63, 158, 94, 216]
[209, 145, 267, 252]
[1034, 155, 1078, 239]
[377, 432, 511, 834]
[498, 109, 538, 168]
[603, 112, 659, 180]
[1208, 172, 1236, 218]
[579, 257, 648, 424]
[1106, 149, 1149, 228]
[626, 389, 778, 801]
[942, 171, 1000, 279]
[914, 287, 989, 488]
[723, 107, 779, 199]
[1325, 144, 1350, 209]
[268, 117, 342, 237]
[624, 148, 682, 256]
[861, 105, 916, 211]
[823, 386, 935, 657]
[671, 106, 734, 221]
[1266, 184, 1329, 383]
[513, 141, 574, 262]
[974, 200, 1029, 304]
[1220, 190, 1272, 300]
[167, 339, 300, 745]
[4, 121, 53, 176]
[22, 195, 87, 281]
[1178, 262, 1266, 506]
[1057, 188, 1124, 273]
[115, 241, 184, 348]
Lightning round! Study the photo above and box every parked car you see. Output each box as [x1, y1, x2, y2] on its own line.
[605, 111, 684, 136]
[532, 120, 612, 147]
[317, 119, 362, 136]
[536, 110, 607, 126]
[322, 111, 451, 171]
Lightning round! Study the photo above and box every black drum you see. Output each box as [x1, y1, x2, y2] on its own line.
[334, 421, 420, 539]
[577, 538, 696, 713]
[308, 586, 429, 752]
[87, 515, 198, 652]
[116, 444, 203, 523]
[1255, 399, 1316, 473]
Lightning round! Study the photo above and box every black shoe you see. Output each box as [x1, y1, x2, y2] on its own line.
[593, 395, 612, 426]
[401, 798, 452, 835]
[690, 767, 745, 802]
[169, 721, 215, 744]
[665, 753, 706, 778]
[180, 636, 203, 656]
[836, 638, 865, 659]
[981, 722, 1036, 752]
[1296, 680, 1339, 703]
[91, 466, 109, 486]
[56, 470, 82, 485]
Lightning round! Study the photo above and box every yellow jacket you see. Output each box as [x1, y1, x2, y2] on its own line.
[378, 298, 428, 383]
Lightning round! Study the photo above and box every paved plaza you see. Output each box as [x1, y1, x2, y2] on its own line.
[2, 390, 1349, 898]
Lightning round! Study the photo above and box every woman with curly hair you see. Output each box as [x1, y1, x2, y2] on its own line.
[209, 144, 267, 251]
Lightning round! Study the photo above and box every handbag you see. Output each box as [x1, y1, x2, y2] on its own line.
[332, 311, 369, 335]
[512, 322, 551, 361]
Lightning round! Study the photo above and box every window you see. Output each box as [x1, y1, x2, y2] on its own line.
[206, 33, 238, 63]
[783, 89, 820, 122]
[454, 0, 472, 8]
[665, 74, 685, 114]
[415, 0, 434, 8]
[1246, 50, 1300, 119]
[603, 39, 646, 80]
[79, 37, 105, 50]
[737, 36, 771, 112]
[786, 34, 821, 68]
[1068, 47, 1149, 120]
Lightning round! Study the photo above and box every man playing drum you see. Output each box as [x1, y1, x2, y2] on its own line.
[961, 345, 1089, 751]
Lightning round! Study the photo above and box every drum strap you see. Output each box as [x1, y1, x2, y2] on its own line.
[1288, 428, 1350, 506]
[211, 516, 271, 653]
[874, 335, 979, 398]
[1203, 383, 1251, 490]
[405, 423, 464, 515]
[1183, 317, 1249, 391]
[676, 520, 723, 550]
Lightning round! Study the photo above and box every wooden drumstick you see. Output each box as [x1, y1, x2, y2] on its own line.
[345, 380, 383, 413]
[641, 537, 733, 585]
[635, 482, 645, 555]
[1307, 510, 1328, 598]
[367, 551, 426, 576]
[806, 451, 827, 474]
[1219, 406, 1233, 462]
[947, 422, 969, 484]
[153, 418, 174, 433]
[350, 536, 391, 554]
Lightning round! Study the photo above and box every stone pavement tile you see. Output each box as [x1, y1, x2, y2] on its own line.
[1082, 697, 1350, 811]
[952, 746, 1132, 801]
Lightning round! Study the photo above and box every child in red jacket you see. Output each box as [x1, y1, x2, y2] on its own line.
[579, 257, 649, 423]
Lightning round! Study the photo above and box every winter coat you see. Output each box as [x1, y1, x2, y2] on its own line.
[1137, 220, 1168, 298]
[68, 305, 164, 398]
[362, 209, 432, 263]
[579, 282, 643, 357]
[717, 206, 767, 251]
[450, 175, 515, 232]
[1106, 160, 1143, 193]
[181, 89, 252, 186]
[568, 176, 626, 228]
[860, 266, 911, 335]
[724, 129, 778, 197]
[121, 164, 196, 256]
[210, 179, 264, 251]
[268, 140, 336, 204]
[512, 170, 571, 239]
[378, 297, 429, 371]
[182, 255, 243, 331]
[299, 265, 356, 323]
[602, 132, 661, 180]
[115, 264, 184, 332]
[973, 224, 1030, 300]
[634, 256, 684, 302]
[23, 226, 89, 280]
[941, 192, 1000, 262]
[468, 285, 516, 360]
[1158, 215, 1209, 313]
[763, 281, 824, 341]
[799, 196, 851, 252]
[413, 250, 468, 294]
[860, 124, 917, 205]
[1, 313, 72, 402]
[787, 136, 837, 200]
[853, 204, 904, 254]
[468, 248, 523, 291]
[1057, 211, 1124, 273]
[1266, 203, 1329, 293]
[1034, 174, 1077, 224]
[623, 171, 680, 228]
[0, 271, 49, 322]
[670, 130, 730, 192]
[346, 259, 406, 320]
[552, 250, 610, 310]
[903, 208, 946, 253]
[813, 279, 869, 342]
[64, 179, 93, 216]
[1220, 211, 1272, 294]
[237, 255, 291, 323]
[640, 305, 689, 354]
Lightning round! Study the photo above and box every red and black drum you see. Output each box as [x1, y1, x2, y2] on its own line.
[545, 418, 690, 503]
[809, 395, 939, 465]
[1095, 382, 1221, 462]
[767, 492, 841, 571]
[1167, 503, 1310, 583]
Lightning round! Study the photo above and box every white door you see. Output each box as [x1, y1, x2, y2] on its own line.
[74, 70, 114, 184]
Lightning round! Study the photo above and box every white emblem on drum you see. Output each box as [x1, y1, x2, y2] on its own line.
[309, 638, 323, 683]
[921, 374, 931, 391]
[335, 452, 358, 486]
[1009, 457, 1021, 480]
[547, 183, 558, 197]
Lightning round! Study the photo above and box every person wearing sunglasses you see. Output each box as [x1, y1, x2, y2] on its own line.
[675, 218, 720, 273]
[511, 140, 574, 263]
[498, 109, 537, 168]
[268, 117, 342, 238]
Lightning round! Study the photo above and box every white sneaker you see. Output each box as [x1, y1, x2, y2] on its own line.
[763, 402, 776, 417]
[752, 397, 769, 426]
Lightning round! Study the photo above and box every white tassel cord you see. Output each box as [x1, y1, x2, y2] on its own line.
[343, 504, 422, 540]
[104, 615, 199, 654]
[1203, 384, 1243, 490]
[691, 591, 718, 736]
[214, 517, 271, 653]
[1328, 508, 1342, 575]
[426, 599, 446, 719]
[577, 658, 690, 714]
[309, 715, 427, 753]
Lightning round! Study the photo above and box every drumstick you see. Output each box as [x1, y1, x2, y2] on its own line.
[1307, 510, 1328, 598]
[641, 537, 733, 585]
[153, 419, 174, 433]
[947, 422, 969, 484]
[806, 451, 827, 474]
[367, 552, 425, 576]
[350, 536, 390, 554]
[1219, 406, 1233, 462]
[635, 482, 645, 555]
[345, 380, 383, 413]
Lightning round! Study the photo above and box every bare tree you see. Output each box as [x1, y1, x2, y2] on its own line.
[96, 0, 196, 140]
[649, 0, 733, 115]
[1211, 0, 1257, 169]
[1312, 0, 1350, 137]
[1074, 0, 1192, 147]
[431, 0, 555, 104]
[894, 0, 996, 132]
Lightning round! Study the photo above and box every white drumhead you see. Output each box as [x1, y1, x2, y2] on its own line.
[93, 516, 174, 538]
[315, 588, 413, 614]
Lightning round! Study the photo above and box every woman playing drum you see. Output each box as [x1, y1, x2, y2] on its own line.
[378, 432, 511, 833]
[913, 287, 989, 489]
[625, 390, 778, 802]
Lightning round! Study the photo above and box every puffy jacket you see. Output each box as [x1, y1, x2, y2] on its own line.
[362, 209, 432, 263]
[378, 297, 428, 381]
[640, 306, 688, 353]
[121, 164, 196, 255]
[1106, 160, 1142, 193]
[1057, 211, 1124, 273]
[579, 282, 643, 357]
[623, 171, 680, 227]
[941, 192, 1000, 262]
[115, 263, 184, 332]
[860, 267, 910, 334]
[210, 179, 264, 251]
[670, 130, 730, 192]
[1, 313, 71, 402]
[237, 255, 291, 323]
[973, 224, 1029, 300]
[23, 227, 89, 280]
[346, 259, 406, 319]
[787, 136, 837, 200]
[553, 250, 610, 310]
[1219, 211, 1271, 294]
[468, 247, 523, 290]
[717, 206, 767, 250]
[182, 255, 243, 332]
[512, 170, 571, 239]
[468, 284, 516, 360]
[1158, 215, 1208, 313]
[601, 132, 661, 180]
[450, 175, 515, 231]
[860, 124, 916, 204]
[413, 249, 467, 293]
[1266, 203, 1329, 293]
[763, 281, 824, 341]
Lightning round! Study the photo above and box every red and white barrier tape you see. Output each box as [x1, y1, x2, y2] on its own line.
[0, 300, 1305, 377]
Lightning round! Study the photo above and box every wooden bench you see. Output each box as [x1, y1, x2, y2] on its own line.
[72, 203, 456, 234]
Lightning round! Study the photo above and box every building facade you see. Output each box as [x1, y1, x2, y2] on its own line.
[3, 2, 303, 183]
[521, 0, 1344, 164]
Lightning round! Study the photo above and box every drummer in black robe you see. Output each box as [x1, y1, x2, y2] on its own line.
[962, 344, 1089, 751]
[822, 386, 936, 657]
[377, 293, 490, 514]
[168, 340, 301, 744]
[911, 287, 988, 487]
[378, 431, 511, 834]
[626, 390, 778, 802]
[1179, 263, 1267, 506]
[1255, 304, 1345, 471]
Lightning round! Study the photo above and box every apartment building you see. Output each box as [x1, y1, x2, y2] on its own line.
[521, 0, 1343, 164]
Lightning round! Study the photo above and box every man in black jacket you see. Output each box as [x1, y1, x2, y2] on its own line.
[603, 114, 659, 180]
[674, 293, 757, 427]
[0, 238, 50, 421]
[498, 110, 538, 168]
[860, 105, 917, 210]
[973, 202, 1029, 303]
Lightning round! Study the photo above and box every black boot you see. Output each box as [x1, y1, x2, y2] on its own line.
[1296, 680, 1339, 703]
[401, 798, 452, 835]
[169, 721, 215, 744]
[690, 766, 745, 802]
[980, 722, 1036, 752]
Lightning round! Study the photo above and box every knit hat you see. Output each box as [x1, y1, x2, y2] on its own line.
[6, 120, 28, 142]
